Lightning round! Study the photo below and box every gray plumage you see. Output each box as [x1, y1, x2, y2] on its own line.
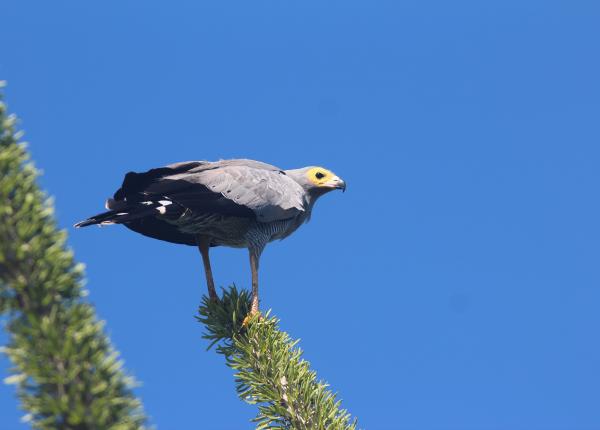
[75, 158, 346, 313]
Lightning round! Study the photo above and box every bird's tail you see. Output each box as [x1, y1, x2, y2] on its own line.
[74, 210, 120, 228]
[74, 198, 173, 228]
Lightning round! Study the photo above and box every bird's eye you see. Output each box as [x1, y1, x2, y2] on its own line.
[315, 172, 325, 180]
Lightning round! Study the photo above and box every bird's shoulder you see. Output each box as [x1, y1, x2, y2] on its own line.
[174, 160, 306, 222]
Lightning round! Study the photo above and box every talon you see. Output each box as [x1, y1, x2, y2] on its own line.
[242, 315, 252, 327]
[242, 311, 261, 327]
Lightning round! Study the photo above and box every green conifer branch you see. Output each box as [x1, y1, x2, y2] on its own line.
[198, 287, 358, 430]
[0, 82, 148, 429]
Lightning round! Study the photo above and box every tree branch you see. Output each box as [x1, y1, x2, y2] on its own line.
[198, 286, 358, 430]
[0, 82, 148, 430]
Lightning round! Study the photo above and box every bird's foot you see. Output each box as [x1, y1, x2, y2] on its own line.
[242, 309, 261, 327]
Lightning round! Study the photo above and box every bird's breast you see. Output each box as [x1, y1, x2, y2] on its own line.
[163, 209, 305, 249]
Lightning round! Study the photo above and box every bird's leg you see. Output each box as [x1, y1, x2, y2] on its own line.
[249, 250, 260, 314]
[196, 236, 218, 301]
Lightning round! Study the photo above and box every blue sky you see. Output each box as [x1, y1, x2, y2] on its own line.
[1, 1, 599, 429]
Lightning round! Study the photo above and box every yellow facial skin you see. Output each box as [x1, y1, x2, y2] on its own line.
[306, 167, 335, 187]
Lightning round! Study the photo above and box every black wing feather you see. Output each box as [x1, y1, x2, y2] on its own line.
[113, 162, 203, 201]
[75, 161, 255, 246]
[113, 164, 255, 218]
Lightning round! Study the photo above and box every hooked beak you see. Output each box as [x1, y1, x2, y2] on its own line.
[324, 175, 346, 192]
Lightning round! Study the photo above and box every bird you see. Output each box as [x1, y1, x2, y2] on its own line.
[75, 159, 346, 314]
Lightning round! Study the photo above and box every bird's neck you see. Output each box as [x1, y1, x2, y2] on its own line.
[301, 189, 329, 223]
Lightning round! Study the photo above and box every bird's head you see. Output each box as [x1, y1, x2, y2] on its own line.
[285, 166, 346, 196]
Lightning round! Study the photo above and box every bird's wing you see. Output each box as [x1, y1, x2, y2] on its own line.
[112, 160, 306, 222]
